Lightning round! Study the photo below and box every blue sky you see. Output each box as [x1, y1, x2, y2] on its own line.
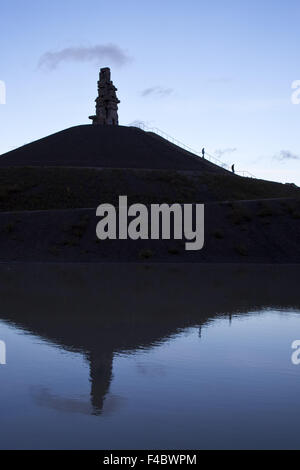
[1, 0, 300, 184]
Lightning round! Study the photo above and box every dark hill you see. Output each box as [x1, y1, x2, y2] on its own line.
[0, 124, 299, 263]
[0, 125, 227, 172]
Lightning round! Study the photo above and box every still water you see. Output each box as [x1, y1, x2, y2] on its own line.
[0, 264, 299, 449]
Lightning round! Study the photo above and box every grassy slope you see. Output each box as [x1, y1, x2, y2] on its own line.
[0, 167, 299, 212]
[0, 199, 299, 262]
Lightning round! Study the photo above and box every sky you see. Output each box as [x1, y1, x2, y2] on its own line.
[1, 0, 300, 184]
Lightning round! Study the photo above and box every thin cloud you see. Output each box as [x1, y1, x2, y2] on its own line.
[32, 387, 92, 415]
[273, 150, 300, 161]
[102, 394, 126, 417]
[38, 44, 131, 70]
[141, 86, 173, 98]
[215, 148, 237, 158]
[137, 362, 167, 377]
[31, 387, 125, 417]
[207, 77, 232, 84]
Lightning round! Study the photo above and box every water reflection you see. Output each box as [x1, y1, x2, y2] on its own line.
[31, 387, 93, 415]
[0, 263, 299, 419]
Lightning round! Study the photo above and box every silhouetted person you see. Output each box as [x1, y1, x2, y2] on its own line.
[231, 164, 235, 174]
[202, 148, 205, 159]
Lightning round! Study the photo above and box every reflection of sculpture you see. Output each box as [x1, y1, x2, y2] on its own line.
[89, 351, 113, 415]
[89, 67, 120, 126]
[0, 264, 299, 415]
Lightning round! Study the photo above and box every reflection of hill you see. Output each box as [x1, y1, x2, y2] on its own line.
[0, 263, 299, 414]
